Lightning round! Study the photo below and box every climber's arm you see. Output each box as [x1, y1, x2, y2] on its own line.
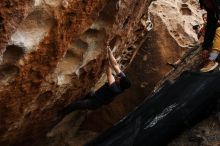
[107, 47, 121, 74]
[107, 65, 115, 85]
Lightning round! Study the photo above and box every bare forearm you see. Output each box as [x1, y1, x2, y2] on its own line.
[113, 65, 121, 74]
[107, 66, 115, 85]
[108, 47, 122, 74]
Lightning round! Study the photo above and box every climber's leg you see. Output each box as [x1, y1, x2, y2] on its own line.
[200, 27, 220, 72]
[61, 98, 102, 115]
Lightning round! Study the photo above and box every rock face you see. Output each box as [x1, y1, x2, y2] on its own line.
[1, 0, 214, 146]
[0, 0, 152, 145]
[79, 0, 204, 134]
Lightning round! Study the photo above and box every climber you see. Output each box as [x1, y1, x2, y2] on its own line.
[199, 0, 220, 72]
[60, 47, 131, 115]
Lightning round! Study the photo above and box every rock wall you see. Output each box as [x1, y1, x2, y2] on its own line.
[0, 0, 152, 145]
[79, 0, 204, 133]
[1, 0, 213, 146]
[43, 0, 208, 146]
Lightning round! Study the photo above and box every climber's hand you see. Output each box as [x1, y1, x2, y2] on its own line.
[107, 45, 113, 54]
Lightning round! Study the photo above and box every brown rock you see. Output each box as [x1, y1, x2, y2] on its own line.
[1, 0, 217, 146]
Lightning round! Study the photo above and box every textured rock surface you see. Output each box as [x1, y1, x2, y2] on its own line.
[1, 0, 219, 146]
[43, 0, 217, 146]
[0, 0, 151, 145]
[79, 0, 204, 133]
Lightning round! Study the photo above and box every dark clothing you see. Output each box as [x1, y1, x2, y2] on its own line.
[200, 0, 219, 50]
[202, 10, 218, 50]
[62, 97, 103, 113]
[95, 82, 122, 104]
[62, 72, 131, 115]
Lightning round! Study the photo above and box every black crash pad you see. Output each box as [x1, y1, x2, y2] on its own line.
[85, 71, 220, 146]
